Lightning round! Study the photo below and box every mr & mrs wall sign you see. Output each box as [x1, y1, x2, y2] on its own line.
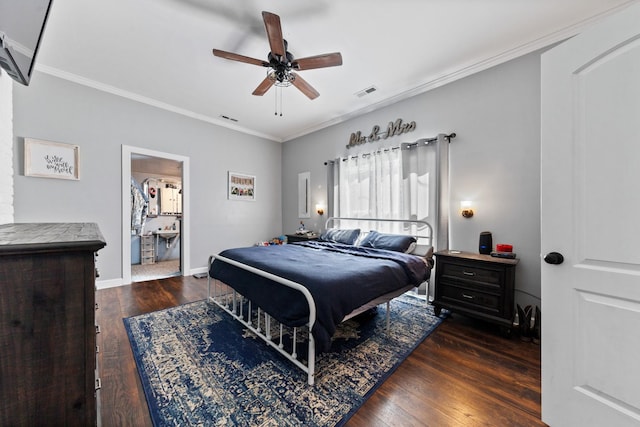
[347, 118, 416, 149]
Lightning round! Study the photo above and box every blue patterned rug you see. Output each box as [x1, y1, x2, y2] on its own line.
[124, 294, 443, 426]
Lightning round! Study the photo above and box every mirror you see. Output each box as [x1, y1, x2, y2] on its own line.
[143, 178, 182, 216]
[298, 172, 310, 218]
[144, 178, 159, 216]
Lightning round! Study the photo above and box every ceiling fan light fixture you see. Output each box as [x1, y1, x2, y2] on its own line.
[268, 69, 294, 87]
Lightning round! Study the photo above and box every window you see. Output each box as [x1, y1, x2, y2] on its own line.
[326, 134, 450, 249]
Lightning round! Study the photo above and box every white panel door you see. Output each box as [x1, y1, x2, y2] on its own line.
[541, 3, 640, 426]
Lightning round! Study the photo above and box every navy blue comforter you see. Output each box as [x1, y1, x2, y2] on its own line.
[209, 241, 430, 353]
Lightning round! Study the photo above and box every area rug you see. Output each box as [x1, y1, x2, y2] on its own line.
[124, 294, 443, 426]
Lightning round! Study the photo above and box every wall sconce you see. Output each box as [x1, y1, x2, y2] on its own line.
[316, 204, 325, 216]
[461, 201, 474, 218]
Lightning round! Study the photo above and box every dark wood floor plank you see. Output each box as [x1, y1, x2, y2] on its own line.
[96, 276, 544, 427]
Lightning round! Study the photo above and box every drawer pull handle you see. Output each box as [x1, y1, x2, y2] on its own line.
[462, 293, 474, 299]
[463, 271, 476, 276]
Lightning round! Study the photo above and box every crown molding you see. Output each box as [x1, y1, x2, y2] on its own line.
[35, 64, 283, 142]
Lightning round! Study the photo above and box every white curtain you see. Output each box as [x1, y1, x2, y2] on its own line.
[338, 149, 402, 220]
[326, 133, 452, 249]
[331, 142, 435, 236]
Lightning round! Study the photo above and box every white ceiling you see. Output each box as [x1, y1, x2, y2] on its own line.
[35, 0, 634, 142]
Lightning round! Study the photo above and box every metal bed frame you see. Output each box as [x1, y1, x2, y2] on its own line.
[207, 217, 433, 385]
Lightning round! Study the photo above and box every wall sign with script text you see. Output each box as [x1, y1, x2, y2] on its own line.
[347, 118, 417, 148]
[24, 138, 80, 180]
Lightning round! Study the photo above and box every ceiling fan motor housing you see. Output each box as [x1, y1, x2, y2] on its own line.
[268, 50, 294, 83]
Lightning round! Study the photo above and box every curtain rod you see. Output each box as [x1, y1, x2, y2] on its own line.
[324, 132, 456, 165]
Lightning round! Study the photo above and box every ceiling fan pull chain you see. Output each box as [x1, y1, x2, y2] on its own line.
[274, 86, 284, 116]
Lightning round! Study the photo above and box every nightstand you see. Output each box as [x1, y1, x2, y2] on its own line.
[432, 250, 518, 334]
[286, 233, 319, 243]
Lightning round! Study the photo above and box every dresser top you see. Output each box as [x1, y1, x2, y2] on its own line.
[434, 249, 519, 265]
[0, 223, 106, 253]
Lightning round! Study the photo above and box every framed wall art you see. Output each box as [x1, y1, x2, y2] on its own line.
[228, 171, 255, 201]
[24, 138, 79, 180]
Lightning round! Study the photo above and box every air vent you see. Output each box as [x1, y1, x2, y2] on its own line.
[219, 115, 238, 122]
[355, 86, 377, 98]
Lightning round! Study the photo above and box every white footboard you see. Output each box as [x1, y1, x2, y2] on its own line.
[207, 254, 317, 385]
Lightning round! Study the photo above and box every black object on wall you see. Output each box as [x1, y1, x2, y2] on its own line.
[479, 231, 492, 254]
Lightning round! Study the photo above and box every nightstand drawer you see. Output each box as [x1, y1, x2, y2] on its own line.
[286, 233, 319, 243]
[439, 284, 500, 313]
[440, 262, 501, 285]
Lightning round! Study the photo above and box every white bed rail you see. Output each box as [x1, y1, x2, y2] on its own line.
[207, 254, 318, 385]
[324, 217, 433, 247]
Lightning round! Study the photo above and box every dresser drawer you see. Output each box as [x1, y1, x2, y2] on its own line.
[141, 256, 155, 265]
[440, 262, 501, 286]
[439, 283, 500, 314]
[141, 241, 154, 250]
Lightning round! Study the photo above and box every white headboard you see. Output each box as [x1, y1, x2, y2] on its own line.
[324, 217, 433, 248]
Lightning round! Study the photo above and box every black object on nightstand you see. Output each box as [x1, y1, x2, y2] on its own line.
[286, 233, 319, 243]
[432, 250, 518, 335]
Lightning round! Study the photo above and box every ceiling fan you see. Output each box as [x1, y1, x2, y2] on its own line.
[212, 11, 343, 100]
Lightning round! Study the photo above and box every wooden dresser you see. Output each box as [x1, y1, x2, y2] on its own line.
[432, 250, 518, 334]
[0, 223, 106, 426]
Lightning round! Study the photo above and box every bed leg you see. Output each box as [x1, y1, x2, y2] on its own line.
[256, 308, 261, 333]
[232, 292, 237, 316]
[266, 314, 272, 341]
[248, 301, 252, 327]
[386, 301, 391, 331]
[278, 324, 284, 349]
[292, 327, 298, 359]
[308, 336, 315, 386]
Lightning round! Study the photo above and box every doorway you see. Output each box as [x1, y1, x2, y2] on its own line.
[122, 146, 190, 285]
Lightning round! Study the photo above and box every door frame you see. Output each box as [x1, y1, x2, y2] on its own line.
[121, 145, 190, 285]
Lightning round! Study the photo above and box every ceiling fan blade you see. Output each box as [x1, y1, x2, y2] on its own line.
[252, 76, 275, 96]
[262, 11, 286, 58]
[212, 49, 269, 67]
[293, 52, 343, 70]
[291, 73, 320, 100]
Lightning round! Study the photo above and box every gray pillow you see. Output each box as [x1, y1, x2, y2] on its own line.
[359, 230, 417, 253]
[319, 228, 361, 245]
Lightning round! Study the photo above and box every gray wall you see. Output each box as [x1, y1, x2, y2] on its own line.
[12, 72, 282, 284]
[0, 74, 13, 224]
[282, 51, 541, 307]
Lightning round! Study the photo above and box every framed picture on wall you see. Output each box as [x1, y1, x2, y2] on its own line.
[24, 138, 79, 180]
[228, 171, 255, 201]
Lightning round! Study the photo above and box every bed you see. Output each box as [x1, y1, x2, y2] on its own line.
[207, 217, 434, 385]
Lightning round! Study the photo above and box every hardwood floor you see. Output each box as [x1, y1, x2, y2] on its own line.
[96, 276, 544, 426]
